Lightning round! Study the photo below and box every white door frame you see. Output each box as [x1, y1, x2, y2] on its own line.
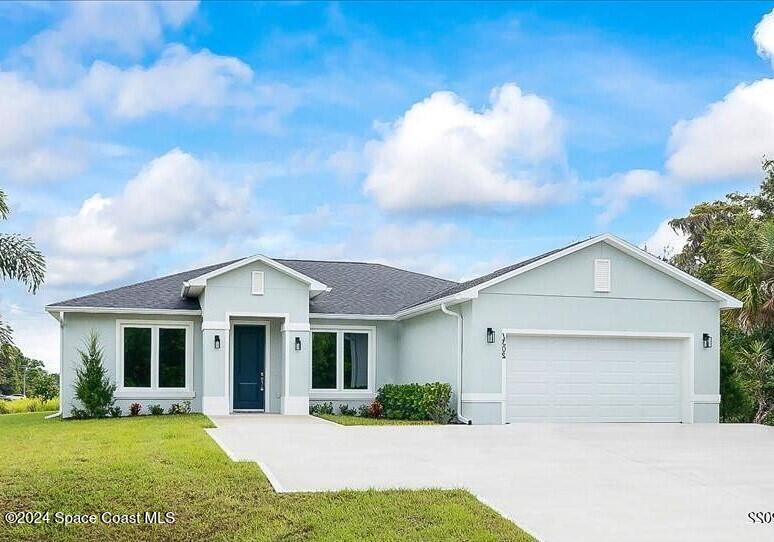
[500, 328, 695, 424]
[230, 319, 271, 413]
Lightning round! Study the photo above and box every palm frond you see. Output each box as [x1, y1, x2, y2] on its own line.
[0, 317, 13, 347]
[0, 188, 8, 220]
[0, 234, 46, 293]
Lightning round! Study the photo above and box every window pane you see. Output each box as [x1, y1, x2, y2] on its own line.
[124, 327, 151, 387]
[312, 332, 337, 389]
[343, 333, 368, 390]
[159, 328, 186, 388]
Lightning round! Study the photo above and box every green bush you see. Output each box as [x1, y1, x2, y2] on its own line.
[168, 401, 191, 415]
[148, 404, 164, 416]
[309, 401, 334, 416]
[0, 396, 59, 414]
[377, 382, 454, 422]
[338, 403, 356, 416]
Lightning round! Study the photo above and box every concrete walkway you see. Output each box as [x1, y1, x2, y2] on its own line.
[207, 415, 774, 542]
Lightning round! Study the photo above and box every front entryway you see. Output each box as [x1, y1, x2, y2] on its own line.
[233, 325, 266, 410]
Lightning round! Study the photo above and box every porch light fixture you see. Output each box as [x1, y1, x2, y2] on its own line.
[295, 337, 302, 351]
[214, 335, 221, 350]
[486, 327, 495, 344]
[702, 333, 712, 349]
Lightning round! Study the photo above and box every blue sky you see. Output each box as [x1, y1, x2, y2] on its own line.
[2, 1, 774, 370]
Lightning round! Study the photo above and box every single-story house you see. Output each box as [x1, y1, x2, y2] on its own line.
[46, 233, 741, 423]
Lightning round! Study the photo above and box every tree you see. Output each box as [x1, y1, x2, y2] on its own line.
[0, 188, 46, 346]
[31, 372, 59, 402]
[737, 340, 774, 424]
[72, 332, 116, 418]
[668, 159, 774, 424]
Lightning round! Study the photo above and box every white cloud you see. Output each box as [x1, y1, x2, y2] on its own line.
[41, 148, 251, 285]
[666, 79, 774, 180]
[371, 222, 461, 255]
[46, 256, 139, 287]
[363, 83, 568, 210]
[594, 169, 667, 224]
[0, 71, 88, 182]
[642, 219, 688, 259]
[0, 71, 84, 155]
[754, 9, 774, 61]
[84, 44, 258, 119]
[16, 1, 198, 81]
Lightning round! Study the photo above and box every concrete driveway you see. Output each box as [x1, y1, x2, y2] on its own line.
[207, 415, 774, 542]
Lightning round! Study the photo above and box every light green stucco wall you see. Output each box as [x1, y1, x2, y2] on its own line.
[60, 313, 202, 417]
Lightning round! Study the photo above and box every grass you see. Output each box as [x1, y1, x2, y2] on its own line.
[317, 414, 435, 426]
[0, 413, 534, 542]
[0, 397, 59, 415]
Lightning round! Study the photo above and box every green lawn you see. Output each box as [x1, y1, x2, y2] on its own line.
[0, 413, 534, 541]
[316, 414, 435, 426]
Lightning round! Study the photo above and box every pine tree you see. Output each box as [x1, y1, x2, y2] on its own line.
[72, 332, 116, 418]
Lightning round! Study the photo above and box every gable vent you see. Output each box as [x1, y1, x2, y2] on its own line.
[251, 271, 265, 295]
[594, 259, 611, 292]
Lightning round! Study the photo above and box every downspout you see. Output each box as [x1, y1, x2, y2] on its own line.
[45, 311, 64, 420]
[440, 303, 470, 424]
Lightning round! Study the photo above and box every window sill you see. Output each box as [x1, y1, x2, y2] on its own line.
[309, 390, 375, 401]
[115, 390, 195, 400]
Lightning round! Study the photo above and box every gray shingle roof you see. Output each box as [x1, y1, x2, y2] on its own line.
[48, 261, 240, 311]
[277, 259, 456, 315]
[48, 258, 457, 315]
[48, 239, 587, 316]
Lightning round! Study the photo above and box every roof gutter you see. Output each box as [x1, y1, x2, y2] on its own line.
[440, 303, 470, 425]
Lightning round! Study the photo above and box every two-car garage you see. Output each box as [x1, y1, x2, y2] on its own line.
[504, 332, 688, 423]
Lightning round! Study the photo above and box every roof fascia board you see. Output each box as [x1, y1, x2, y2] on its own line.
[45, 306, 202, 316]
[184, 254, 328, 293]
[310, 313, 396, 321]
[395, 293, 474, 320]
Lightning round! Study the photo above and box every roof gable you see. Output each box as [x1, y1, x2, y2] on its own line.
[183, 254, 328, 297]
[395, 234, 742, 318]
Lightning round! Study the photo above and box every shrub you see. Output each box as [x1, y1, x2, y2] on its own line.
[129, 403, 142, 416]
[168, 401, 192, 415]
[355, 400, 383, 418]
[309, 402, 334, 416]
[338, 403, 356, 416]
[368, 400, 383, 419]
[71, 332, 116, 419]
[377, 382, 453, 422]
[148, 404, 164, 416]
[0, 397, 59, 415]
[108, 406, 122, 417]
[422, 382, 454, 424]
[377, 383, 427, 420]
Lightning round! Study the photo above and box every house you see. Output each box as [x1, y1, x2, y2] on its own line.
[46, 234, 741, 423]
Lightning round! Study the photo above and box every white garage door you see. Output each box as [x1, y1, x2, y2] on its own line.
[506, 334, 683, 422]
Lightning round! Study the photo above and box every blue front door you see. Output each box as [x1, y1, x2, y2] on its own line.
[233, 325, 266, 410]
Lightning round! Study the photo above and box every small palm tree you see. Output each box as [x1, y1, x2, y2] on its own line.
[0, 188, 46, 345]
[715, 221, 774, 331]
[738, 340, 774, 424]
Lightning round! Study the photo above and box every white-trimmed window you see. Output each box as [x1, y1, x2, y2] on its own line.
[116, 320, 194, 398]
[310, 326, 375, 397]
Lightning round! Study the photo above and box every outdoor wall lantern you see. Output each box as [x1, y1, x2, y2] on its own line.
[486, 327, 495, 344]
[214, 335, 221, 350]
[702, 333, 712, 349]
[295, 337, 302, 351]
